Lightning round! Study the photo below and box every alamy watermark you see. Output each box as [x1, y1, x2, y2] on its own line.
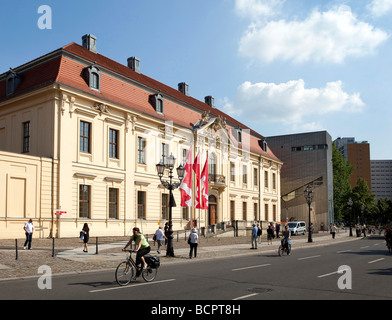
[37, 5, 52, 30]
[337, 265, 352, 290]
[37, 265, 52, 290]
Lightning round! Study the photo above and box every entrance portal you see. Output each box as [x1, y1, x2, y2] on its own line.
[208, 195, 217, 225]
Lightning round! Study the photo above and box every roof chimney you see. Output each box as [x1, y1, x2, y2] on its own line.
[82, 34, 97, 53]
[178, 82, 189, 96]
[205, 96, 215, 108]
[127, 57, 141, 73]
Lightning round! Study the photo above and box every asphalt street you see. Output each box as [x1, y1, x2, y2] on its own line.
[0, 236, 390, 302]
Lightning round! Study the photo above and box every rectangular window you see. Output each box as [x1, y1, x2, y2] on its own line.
[109, 188, 118, 219]
[182, 207, 189, 220]
[109, 129, 119, 159]
[264, 171, 269, 189]
[230, 162, 235, 182]
[265, 203, 269, 221]
[137, 137, 146, 164]
[162, 194, 169, 220]
[254, 203, 258, 220]
[137, 191, 146, 219]
[80, 121, 91, 153]
[157, 98, 163, 114]
[243, 165, 247, 184]
[272, 173, 276, 190]
[22, 121, 30, 153]
[242, 202, 247, 220]
[254, 168, 258, 186]
[161, 143, 168, 165]
[79, 185, 91, 218]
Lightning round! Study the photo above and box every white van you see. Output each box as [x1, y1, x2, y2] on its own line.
[288, 221, 307, 235]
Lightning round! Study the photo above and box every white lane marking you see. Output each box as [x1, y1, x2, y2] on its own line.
[318, 268, 349, 278]
[298, 255, 320, 261]
[368, 258, 384, 264]
[232, 264, 271, 272]
[336, 250, 352, 253]
[90, 278, 176, 293]
[233, 293, 259, 300]
[360, 246, 370, 249]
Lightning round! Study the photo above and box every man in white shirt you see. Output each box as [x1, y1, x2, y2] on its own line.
[154, 226, 166, 254]
[23, 218, 34, 250]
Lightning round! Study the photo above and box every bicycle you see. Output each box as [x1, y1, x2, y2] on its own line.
[115, 250, 159, 286]
[278, 239, 291, 256]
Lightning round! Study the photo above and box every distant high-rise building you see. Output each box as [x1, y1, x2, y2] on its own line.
[371, 160, 392, 200]
[334, 137, 371, 190]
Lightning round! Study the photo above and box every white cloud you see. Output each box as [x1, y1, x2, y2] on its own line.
[238, 5, 389, 64]
[221, 79, 365, 130]
[367, 0, 392, 17]
[234, 0, 285, 20]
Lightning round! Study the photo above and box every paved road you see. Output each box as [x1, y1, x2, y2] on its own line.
[0, 236, 390, 303]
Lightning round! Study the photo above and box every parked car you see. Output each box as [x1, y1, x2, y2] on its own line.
[288, 221, 306, 235]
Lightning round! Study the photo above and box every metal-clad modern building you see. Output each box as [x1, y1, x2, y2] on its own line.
[267, 131, 334, 231]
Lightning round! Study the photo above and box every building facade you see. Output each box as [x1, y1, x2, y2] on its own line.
[267, 131, 334, 231]
[334, 137, 371, 190]
[371, 160, 392, 201]
[0, 35, 282, 239]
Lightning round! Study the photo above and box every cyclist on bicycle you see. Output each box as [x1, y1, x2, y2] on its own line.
[281, 225, 291, 252]
[123, 227, 151, 273]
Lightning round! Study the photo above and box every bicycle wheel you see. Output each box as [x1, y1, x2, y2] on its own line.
[142, 266, 158, 282]
[278, 245, 283, 256]
[115, 261, 135, 286]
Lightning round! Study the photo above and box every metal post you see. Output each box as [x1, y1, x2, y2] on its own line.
[52, 237, 55, 257]
[95, 237, 98, 254]
[15, 239, 18, 260]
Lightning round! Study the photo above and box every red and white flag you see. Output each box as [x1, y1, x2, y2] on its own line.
[180, 148, 193, 207]
[193, 151, 201, 209]
[201, 155, 209, 209]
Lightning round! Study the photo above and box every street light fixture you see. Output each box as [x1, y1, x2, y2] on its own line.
[304, 184, 314, 243]
[156, 153, 185, 257]
[347, 197, 353, 236]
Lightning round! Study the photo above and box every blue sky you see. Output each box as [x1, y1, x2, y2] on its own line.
[1, 0, 392, 159]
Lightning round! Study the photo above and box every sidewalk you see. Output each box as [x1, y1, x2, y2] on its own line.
[0, 230, 359, 281]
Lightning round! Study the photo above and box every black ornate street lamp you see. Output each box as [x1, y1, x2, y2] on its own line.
[304, 185, 314, 243]
[156, 153, 185, 257]
[347, 197, 353, 237]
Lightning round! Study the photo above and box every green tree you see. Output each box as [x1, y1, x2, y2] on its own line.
[351, 178, 378, 224]
[332, 143, 353, 221]
[376, 198, 392, 225]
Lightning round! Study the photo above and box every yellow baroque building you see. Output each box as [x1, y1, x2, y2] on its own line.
[0, 35, 282, 239]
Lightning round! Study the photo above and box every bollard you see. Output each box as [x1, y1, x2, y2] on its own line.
[95, 237, 98, 254]
[15, 239, 18, 260]
[52, 237, 55, 257]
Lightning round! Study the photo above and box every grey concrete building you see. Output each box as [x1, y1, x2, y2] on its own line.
[371, 160, 392, 201]
[267, 131, 334, 231]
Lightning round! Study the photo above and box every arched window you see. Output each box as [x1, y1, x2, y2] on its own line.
[91, 72, 99, 90]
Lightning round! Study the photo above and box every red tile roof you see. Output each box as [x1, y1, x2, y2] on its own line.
[0, 42, 281, 162]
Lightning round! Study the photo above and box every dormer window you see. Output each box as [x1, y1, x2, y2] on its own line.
[84, 64, 101, 91]
[150, 92, 164, 114]
[6, 69, 22, 96]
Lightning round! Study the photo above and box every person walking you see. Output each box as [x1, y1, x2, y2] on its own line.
[250, 224, 258, 249]
[330, 224, 337, 239]
[81, 223, 90, 252]
[188, 228, 199, 259]
[257, 224, 262, 244]
[267, 223, 274, 245]
[154, 226, 166, 254]
[23, 218, 34, 250]
[275, 223, 280, 238]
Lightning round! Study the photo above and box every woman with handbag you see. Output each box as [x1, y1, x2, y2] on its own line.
[188, 228, 199, 259]
[81, 223, 90, 252]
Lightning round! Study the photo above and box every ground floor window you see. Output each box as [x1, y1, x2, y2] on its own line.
[79, 185, 90, 218]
